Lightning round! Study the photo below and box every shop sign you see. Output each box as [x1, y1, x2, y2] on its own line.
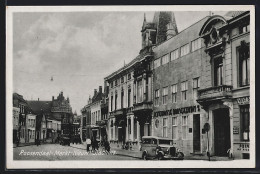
[237, 143, 250, 152]
[154, 105, 200, 117]
[237, 96, 250, 105]
[233, 126, 239, 134]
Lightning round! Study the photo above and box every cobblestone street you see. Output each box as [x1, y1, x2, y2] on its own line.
[13, 144, 140, 160]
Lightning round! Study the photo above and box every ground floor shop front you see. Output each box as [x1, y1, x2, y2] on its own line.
[197, 92, 250, 159]
[108, 109, 152, 149]
[153, 105, 208, 156]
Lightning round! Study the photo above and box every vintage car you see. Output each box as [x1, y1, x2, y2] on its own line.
[60, 134, 70, 146]
[140, 136, 184, 160]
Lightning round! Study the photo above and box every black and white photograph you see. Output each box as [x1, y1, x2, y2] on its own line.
[6, 5, 255, 168]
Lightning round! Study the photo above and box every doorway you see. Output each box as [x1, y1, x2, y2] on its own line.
[193, 114, 200, 152]
[213, 108, 230, 156]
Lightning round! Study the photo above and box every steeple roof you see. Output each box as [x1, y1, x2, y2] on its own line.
[152, 11, 178, 44]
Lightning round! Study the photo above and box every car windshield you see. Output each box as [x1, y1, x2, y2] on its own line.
[142, 139, 151, 144]
[158, 139, 172, 145]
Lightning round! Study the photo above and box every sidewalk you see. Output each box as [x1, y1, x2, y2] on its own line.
[13, 142, 35, 148]
[69, 142, 142, 159]
[13, 140, 57, 148]
[69, 143, 233, 161]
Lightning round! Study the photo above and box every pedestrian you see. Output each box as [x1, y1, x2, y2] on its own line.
[86, 138, 91, 152]
[91, 137, 95, 152]
[16, 139, 19, 147]
[95, 140, 99, 151]
[104, 139, 110, 152]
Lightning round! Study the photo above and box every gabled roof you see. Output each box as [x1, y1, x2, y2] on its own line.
[224, 11, 246, 18]
[27, 100, 52, 115]
[92, 92, 103, 103]
[13, 93, 27, 103]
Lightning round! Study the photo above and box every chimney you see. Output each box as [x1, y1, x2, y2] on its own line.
[38, 98, 39, 101]
[61, 91, 63, 96]
[52, 96, 54, 101]
[94, 89, 97, 96]
[99, 86, 102, 93]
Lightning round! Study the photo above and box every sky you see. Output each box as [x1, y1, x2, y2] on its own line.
[13, 11, 228, 114]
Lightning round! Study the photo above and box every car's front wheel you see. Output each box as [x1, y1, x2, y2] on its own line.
[176, 152, 184, 160]
[157, 153, 163, 160]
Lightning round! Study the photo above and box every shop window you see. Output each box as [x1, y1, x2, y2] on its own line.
[191, 38, 202, 52]
[241, 105, 250, 141]
[171, 84, 177, 103]
[161, 54, 170, 65]
[182, 116, 188, 140]
[181, 81, 188, 101]
[170, 49, 179, 61]
[214, 57, 223, 86]
[154, 58, 161, 69]
[155, 89, 160, 106]
[163, 118, 168, 137]
[238, 41, 250, 87]
[162, 87, 168, 105]
[180, 43, 190, 57]
[172, 117, 178, 140]
[242, 153, 250, 159]
[193, 78, 200, 99]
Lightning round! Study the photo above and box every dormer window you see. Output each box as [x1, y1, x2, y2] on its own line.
[239, 23, 250, 34]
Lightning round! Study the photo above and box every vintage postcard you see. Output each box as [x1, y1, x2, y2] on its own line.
[6, 5, 255, 169]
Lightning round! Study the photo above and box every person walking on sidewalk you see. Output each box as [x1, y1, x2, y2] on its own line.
[86, 138, 91, 152]
[91, 137, 96, 152]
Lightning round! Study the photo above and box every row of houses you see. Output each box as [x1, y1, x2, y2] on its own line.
[80, 11, 250, 159]
[13, 92, 78, 145]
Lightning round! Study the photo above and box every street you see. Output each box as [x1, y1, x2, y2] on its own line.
[13, 144, 140, 161]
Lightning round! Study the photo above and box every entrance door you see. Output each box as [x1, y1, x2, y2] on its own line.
[193, 114, 200, 152]
[214, 108, 230, 156]
[117, 127, 122, 142]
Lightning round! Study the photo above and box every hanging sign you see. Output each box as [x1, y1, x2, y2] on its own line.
[154, 105, 200, 117]
[237, 143, 250, 152]
[237, 96, 250, 105]
[233, 126, 239, 134]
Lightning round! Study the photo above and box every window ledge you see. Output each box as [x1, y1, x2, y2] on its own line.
[230, 31, 250, 41]
[232, 86, 250, 92]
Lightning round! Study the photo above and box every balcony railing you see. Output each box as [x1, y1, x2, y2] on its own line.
[133, 101, 153, 113]
[197, 85, 232, 102]
[96, 120, 107, 126]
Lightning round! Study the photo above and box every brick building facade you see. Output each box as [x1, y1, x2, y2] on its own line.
[152, 17, 208, 155]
